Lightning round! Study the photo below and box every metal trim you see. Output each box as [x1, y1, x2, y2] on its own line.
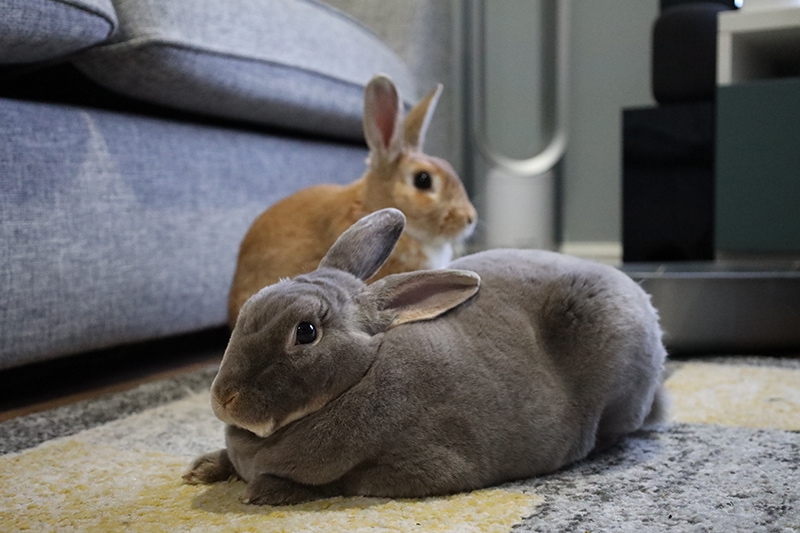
[469, 0, 571, 176]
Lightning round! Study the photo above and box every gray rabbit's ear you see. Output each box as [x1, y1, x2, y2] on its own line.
[363, 74, 404, 166]
[367, 269, 480, 328]
[403, 83, 442, 151]
[319, 208, 406, 281]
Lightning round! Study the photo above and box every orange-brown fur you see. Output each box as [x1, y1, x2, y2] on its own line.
[228, 75, 476, 328]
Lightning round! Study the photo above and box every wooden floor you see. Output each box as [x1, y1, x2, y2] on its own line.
[0, 328, 228, 422]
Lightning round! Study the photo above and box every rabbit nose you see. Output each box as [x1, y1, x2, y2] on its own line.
[222, 392, 239, 407]
[213, 390, 240, 410]
[221, 391, 240, 408]
[464, 207, 478, 230]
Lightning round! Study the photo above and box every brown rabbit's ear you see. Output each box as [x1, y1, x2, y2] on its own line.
[363, 74, 403, 166]
[319, 208, 406, 281]
[366, 269, 480, 328]
[403, 83, 442, 151]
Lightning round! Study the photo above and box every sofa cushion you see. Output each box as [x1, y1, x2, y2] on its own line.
[0, 97, 368, 370]
[72, 0, 415, 140]
[0, 0, 117, 64]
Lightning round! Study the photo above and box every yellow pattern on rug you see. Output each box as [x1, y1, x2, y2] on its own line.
[4, 360, 798, 532]
[666, 363, 800, 431]
[0, 439, 542, 533]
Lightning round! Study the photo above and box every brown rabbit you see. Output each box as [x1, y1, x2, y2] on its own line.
[227, 74, 477, 327]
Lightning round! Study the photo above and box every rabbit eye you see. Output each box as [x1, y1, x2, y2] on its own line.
[413, 171, 432, 190]
[295, 322, 317, 345]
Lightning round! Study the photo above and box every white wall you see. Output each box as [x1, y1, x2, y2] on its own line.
[562, 0, 658, 247]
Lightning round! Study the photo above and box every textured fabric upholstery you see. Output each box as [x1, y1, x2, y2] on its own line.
[0, 0, 454, 371]
[73, 0, 415, 140]
[0, 0, 117, 64]
[0, 98, 367, 369]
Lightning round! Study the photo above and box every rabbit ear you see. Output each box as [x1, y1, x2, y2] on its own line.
[366, 269, 480, 328]
[403, 83, 442, 151]
[319, 208, 406, 281]
[405, 83, 442, 150]
[363, 74, 403, 166]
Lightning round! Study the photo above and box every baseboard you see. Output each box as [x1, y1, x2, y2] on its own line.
[559, 241, 623, 265]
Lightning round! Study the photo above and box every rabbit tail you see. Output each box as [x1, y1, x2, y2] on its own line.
[642, 384, 671, 430]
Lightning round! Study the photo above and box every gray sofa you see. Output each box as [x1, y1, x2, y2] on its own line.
[0, 0, 457, 370]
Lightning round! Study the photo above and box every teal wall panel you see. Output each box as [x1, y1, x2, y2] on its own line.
[716, 77, 800, 253]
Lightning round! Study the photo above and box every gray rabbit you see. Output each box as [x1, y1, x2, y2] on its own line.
[184, 208, 668, 505]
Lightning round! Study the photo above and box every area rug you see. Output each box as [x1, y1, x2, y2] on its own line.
[1, 356, 798, 532]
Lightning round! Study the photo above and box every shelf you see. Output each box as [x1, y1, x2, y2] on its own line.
[717, 6, 800, 84]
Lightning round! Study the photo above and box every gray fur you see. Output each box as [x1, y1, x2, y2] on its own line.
[184, 208, 668, 505]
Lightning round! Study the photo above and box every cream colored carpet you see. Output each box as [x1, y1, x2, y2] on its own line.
[1, 356, 798, 532]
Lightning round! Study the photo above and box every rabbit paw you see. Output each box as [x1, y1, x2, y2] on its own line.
[241, 474, 331, 506]
[183, 449, 236, 485]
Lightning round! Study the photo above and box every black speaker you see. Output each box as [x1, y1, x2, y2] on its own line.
[652, 2, 734, 104]
[622, 103, 715, 263]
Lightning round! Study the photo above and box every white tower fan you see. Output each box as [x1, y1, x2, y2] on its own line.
[467, 0, 571, 251]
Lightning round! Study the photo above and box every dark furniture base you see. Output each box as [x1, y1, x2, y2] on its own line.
[624, 261, 800, 354]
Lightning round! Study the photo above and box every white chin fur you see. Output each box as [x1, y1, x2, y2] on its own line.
[406, 221, 474, 270]
[232, 401, 330, 439]
[246, 419, 278, 438]
[211, 399, 277, 438]
[424, 242, 453, 270]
